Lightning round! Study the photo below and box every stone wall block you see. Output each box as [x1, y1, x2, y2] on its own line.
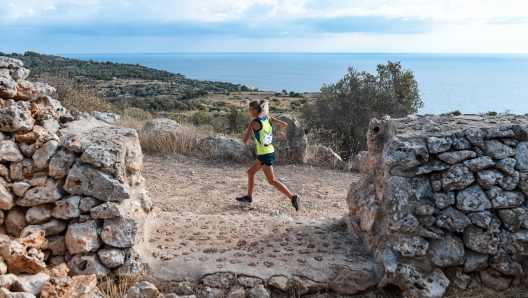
[463, 156, 495, 172]
[483, 139, 515, 159]
[498, 170, 520, 190]
[467, 210, 493, 229]
[427, 137, 452, 154]
[48, 148, 76, 179]
[11, 272, 50, 296]
[481, 127, 515, 139]
[519, 171, 528, 196]
[12, 181, 31, 197]
[90, 202, 123, 219]
[463, 250, 489, 272]
[433, 192, 455, 209]
[0, 101, 34, 133]
[489, 248, 524, 277]
[65, 220, 102, 254]
[0, 73, 17, 98]
[15, 80, 56, 101]
[47, 235, 66, 256]
[515, 141, 528, 170]
[385, 137, 428, 171]
[0, 180, 15, 211]
[0, 140, 24, 162]
[52, 195, 82, 220]
[495, 157, 517, 175]
[500, 229, 528, 260]
[435, 207, 471, 232]
[67, 253, 110, 277]
[475, 169, 503, 189]
[17, 178, 66, 207]
[20, 218, 68, 237]
[455, 183, 491, 212]
[5, 206, 28, 237]
[101, 218, 138, 248]
[463, 225, 500, 255]
[97, 248, 125, 268]
[428, 233, 465, 267]
[26, 204, 54, 224]
[10, 158, 36, 181]
[454, 137, 472, 150]
[479, 269, 512, 291]
[464, 129, 485, 149]
[392, 236, 428, 257]
[32, 140, 60, 170]
[487, 186, 524, 209]
[437, 150, 476, 165]
[416, 160, 450, 175]
[442, 164, 475, 191]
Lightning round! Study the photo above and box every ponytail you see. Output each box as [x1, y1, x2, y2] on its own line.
[249, 99, 269, 116]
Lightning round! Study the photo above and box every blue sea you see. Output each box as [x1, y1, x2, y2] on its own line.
[61, 53, 528, 115]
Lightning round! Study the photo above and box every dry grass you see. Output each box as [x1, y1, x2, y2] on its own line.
[138, 126, 204, 156]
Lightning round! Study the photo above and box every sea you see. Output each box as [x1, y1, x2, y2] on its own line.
[60, 53, 528, 115]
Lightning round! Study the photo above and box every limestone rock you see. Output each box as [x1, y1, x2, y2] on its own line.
[467, 210, 493, 229]
[26, 204, 54, 224]
[10, 67, 30, 81]
[195, 134, 253, 161]
[0, 140, 24, 162]
[464, 129, 485, 149]
[392, 236, 429, 257]
[97, 248, 125, 268]
[10, 158, 36, 181]
[489, 248, 523, 276]
[12, 273, 50, 296]
[463, 156, 495, 172]
[351, 151, 367, 172]
[463, 250, 489, 272]
[227, 285, 245, 298]
[437, 150, 476, 164]
[487, 187, 524, 209]
[67, 253, 110, 277]
[427, 136, 452, 154]
[15, 80, 55, 101]
[307, 146, 347, 169]
[519, 171, 528, 196]
[479, 269, 511, 291]
[12, 181, 30, 197]
[385, 137, 428, 171]
[48, 148, 76, 179]
[500, 229, 528, 260]
[495, 157, 517, 175]
[0, 74, 17, 99]
[247, 284, 269, 298]
[442, 164, 475, 191]
[515, 141, 528, 170]
[444, 267, 471, 290]
[5, 207, 28, 237]
[64, 163, 130, 202]
[272, 115, 307, 164]
[141, 118, 182, 134]
[329, 265, 376, 294]
[52, 195, 82, 220]
[290, 276, 326, 296]
[453, 136, 472, 150]
[499, 170, 519, 190]
[18, 178, 66, 207]
[79, 197, 103, 213]
[32, 140, 60, 170]
[0, 273, 17, 289]
[434, 192, 455, 209]
[101, 218, 138, 248]
[1, 231, 47, 274]
[90, 202, 123, 219]
[115, 249, 145, 276]
[93, 111, 120, 124]
[124, 281, 161, 298]
[416, 160, 450, 175]
[236, 276, 257, 288]
[463, 225, 500, 255]
[65, 220, 102, 254]
[475, 169, 503, 189]
[428, 234, 465, 267]
[483, 139, 515, 159]
[0, 101, 35, 133]
[268, 275, 288, 292]
[47, 235, 66, 256]
[0, 288, 37, 298]
[435, 207, 471, 232]
[384, 265, 449, 298]
[20, 218, 68, 237]
[455, 183, 491, 212]
[0, 180, 15, 210]
[202, 272, 236, 288]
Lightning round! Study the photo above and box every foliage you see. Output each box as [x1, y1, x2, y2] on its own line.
[440, 110, 462, 116]
[226, 108, 251, 134]
[303, 61, 423, 161]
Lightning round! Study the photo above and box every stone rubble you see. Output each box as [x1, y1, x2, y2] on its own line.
[347, 114, 528, 297]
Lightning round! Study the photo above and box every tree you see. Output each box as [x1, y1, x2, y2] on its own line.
[282, 89, 287, 95]
[303, 61, 422, 161]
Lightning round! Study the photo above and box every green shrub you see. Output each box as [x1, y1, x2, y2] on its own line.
[440, 110, 462, 116]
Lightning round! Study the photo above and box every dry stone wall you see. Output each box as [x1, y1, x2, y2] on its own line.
[345, 114, 528, 297]
[0, 56, 152, 290]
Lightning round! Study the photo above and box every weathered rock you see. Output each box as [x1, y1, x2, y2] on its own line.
[52, 195, 82, 220]
[15, 80, 55, 101]
[67, 253, 110, 277]
[0, 140, 24, 162]
[0, 273, 17, 289]
[194, 134, 253, 161]
[12, 181, 31, 197]
[0, 74, 18, 99]
[0, 288, 37, 298]
[5, 207, 28, 237]
[65, 220, 102, 254]
[97, 248, 125, 268]
[307, 146, 347, 169]
[456, 183, 491, 212]
[435, 207, 471, 232]
[467, 210, 493, 229]
[236, 276, 257, 288]
[463, 250, 489, 272]
[500, 229, 528, 260]
[463, 225, 500, 255]
[267, 275, 288, 292]
[25, 204, 54, 224]
[479, 269, 511, 291]
[463, 156, 495, 172]
[10, 67, 30, 81]
[48, 148, 76, 179]
[20, 218, 68, 237]
[1, 231, 47, 274]
[442, 164, 475, 191]
[141, 118, 182, 134]
[100, 218, 138, 248]
[416, 160, 450, 175]
[487, 186, 524, 209]
[383, 265, 449, 298]
[437, 150, 476, 164]
[227, 285, 245, 298]
[347, 178, 379, 233]
[453, 136, 472, 150]
[489, 248, 523, 276]
[0, 180, 15, 211]
[32, 140, 60, 170]
[79, 197, 103, 213]
[464, 129, 485, 149]
[351, 150, 367, 172]
[444, 267, 471, 290]
[385, 137, 428, 171]
[481, 127, 515, 139]
[428, 234, 465, 267]
[202, 272, 236, 288]
[47, 235, 66, 256]
[483, 139, 515, 159]
[427, 136, 452, 153]
[115, 249, 145, 276]
[271, 115, 307, 164]
[519, 171, 528, 196]
[0, 101, 35, 133]
[434, 192, 455, 209]
[329, 265, 376, 294]
[90, 202, 123, 219]
[495, 157, 517, 175]
[392, 236, 429, 257]
[290, 276, 326, 296]
[93, 111, 120, 124]
[123, 281, 162, 298]
[12, 273, 50, 296]
[247, 284, 269, 298]
[475, 169, 503, 189]
[499, 170, 520, 190]
[17, 178, 66, 207]
[415, 204, 434, 216]
[498, 208, 524, 232]
[64, 163, 130, 202]
[515, 141, 528, 170]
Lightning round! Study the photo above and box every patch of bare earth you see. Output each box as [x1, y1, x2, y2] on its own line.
[143, 154, 359, 219]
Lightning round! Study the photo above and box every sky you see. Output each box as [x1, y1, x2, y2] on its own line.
[1, 0, 528, 54]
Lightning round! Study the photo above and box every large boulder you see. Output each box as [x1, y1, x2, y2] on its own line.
[271, 115, 307, 164]
[194, 134, 253, 161]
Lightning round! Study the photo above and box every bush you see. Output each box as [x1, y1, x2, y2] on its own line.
[303, 61, 422, 161]
[441, 110, 462, 116]
[226, 108, 251, 134]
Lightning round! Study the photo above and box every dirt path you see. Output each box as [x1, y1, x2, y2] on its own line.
[142, 154, 360, 220]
